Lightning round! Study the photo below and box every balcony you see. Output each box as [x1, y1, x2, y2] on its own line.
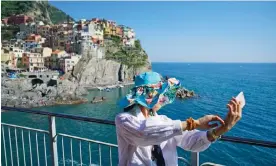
[1, 106, 276, 166]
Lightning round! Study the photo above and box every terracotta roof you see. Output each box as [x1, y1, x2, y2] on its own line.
[52, 50, 61, 54]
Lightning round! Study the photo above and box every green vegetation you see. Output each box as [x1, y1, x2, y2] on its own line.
[18, 73, 27, 78]
[1, 1, 74, 24]
[1, 1, 33, 17]
[110, 35, 122, 45]
[1, 25, 20, 40]
[106, 47, 148, 68]
[47, 6, 74, 24]
[135, 40, 142, 49]
[105, 38, 148, 69]
[16, 58, 27, 69]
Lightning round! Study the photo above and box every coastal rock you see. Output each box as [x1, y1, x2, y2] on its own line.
[75, 86, 88, 96]
[46, 86, 58, 97]
[73, 59, 121, 86]
[72, 58, 151, 86]
[176, 87, 196, 99]
[2, 88, 9, 95]
[1, 76, 88, 109]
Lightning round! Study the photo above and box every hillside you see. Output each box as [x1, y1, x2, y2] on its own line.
[1, 1, 74, 24]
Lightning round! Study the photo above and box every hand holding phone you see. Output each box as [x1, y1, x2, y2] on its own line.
[213, 92, 245, 137]
[235, 92, 245, 109]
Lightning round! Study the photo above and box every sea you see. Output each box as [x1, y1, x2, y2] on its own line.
[2, 63, 276, 166]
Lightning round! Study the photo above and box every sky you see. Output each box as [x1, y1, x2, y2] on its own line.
[50, 1, 276, 63]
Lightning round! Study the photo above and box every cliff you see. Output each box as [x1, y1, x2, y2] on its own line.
[1, 1, 74, 24]
[69, 39, 151, 86]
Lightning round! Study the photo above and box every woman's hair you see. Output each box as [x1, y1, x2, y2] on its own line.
[123, 104, 137, 112]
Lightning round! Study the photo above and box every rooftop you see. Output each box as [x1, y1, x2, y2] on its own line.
[52, 50, 61, 54]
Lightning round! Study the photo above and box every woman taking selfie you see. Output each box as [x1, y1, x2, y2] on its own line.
[116, 72, 243, 166]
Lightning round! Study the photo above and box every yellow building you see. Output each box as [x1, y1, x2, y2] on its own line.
[104, 27, 112, 36]
[103, 20, 116, 36]
[1, 50, 12, 63]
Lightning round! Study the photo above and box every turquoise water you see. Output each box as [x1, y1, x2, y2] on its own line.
[2, 63, 276, 165]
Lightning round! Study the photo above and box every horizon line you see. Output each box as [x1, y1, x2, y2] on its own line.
[151, 61, 276, 63]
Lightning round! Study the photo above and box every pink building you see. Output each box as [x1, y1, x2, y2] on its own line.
[8, 15, 33, 25]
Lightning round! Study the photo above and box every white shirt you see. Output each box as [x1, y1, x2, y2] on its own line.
[115, 107, 212, 166]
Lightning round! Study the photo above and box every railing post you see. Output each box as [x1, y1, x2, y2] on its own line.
[191, 152, 199, 166]
[48, 116, 58, 166]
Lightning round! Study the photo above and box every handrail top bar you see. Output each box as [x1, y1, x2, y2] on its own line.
[2, 106, 115, 125]
[1, 122, 49, 133]
[2, 106, 276, 148]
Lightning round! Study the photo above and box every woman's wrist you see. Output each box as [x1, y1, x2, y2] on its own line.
[214, 126, 227, 136]
[207, 130, 216, 142]
[181, 118, 198, 131]
[207, 129, 221, 142]
[181, 121, 187, 131]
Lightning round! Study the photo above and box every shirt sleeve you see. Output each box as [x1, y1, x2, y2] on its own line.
[173, 130, 211, 152]
[115, 113, 183, 147]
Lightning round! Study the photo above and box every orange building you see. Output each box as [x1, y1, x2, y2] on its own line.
[22, 53, 30, 68]
[26, 34, 42, 43]
[116, 27, 123, 37]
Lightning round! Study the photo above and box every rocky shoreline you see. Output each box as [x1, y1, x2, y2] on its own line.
[1, 75, 136, 109]
[1, 75, 196, 109]
[1, 76, 89, 108]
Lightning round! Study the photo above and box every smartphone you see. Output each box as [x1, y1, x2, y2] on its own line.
[235, 92, 245, 108]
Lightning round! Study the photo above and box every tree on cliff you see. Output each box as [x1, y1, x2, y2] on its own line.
[135, 40, 142, 49]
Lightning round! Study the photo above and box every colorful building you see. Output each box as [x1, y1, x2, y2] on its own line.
[46, 50, 67, 69]
[37, 25, 51, 37]
[26, 34, 42, 42]
[1, 18, 8, 25]
[1, 50, 12, 63]
[28, 52, 45, 72]
[42, 47, 52, 58]
[10, 47, 24, 58]
[116, 26, 123, 37]
[92, 35, 104, 45]
[102, 20, 116, 36]
[19, 22, 38, 36]
[22, 53, 30, 69]
[24, 40, 41, 52]
[10, 53, 18, 68]
[59, 54, 81, 72]
[7, 15, 33, 25]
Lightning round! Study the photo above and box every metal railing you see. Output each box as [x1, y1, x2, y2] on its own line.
[1, 123, 49, 166]
[2, 106, 276, 166]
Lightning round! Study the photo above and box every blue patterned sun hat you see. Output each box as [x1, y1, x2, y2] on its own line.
[118, 72, 181, 111]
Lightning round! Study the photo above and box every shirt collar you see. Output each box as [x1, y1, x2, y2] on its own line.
[134, 106, 146, 120]
[134, 106, 158, 120]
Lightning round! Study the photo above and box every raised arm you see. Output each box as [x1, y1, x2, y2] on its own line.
[115, 113, 183, 146]
[174, 130, 211, 152]
[174, 97, 244, 152]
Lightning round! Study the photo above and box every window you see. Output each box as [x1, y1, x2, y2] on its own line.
[71, 61, 74, 63]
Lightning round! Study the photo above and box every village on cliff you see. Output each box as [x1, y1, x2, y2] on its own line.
[1, 15, 136, 76]
[1, 15, 192, 108]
